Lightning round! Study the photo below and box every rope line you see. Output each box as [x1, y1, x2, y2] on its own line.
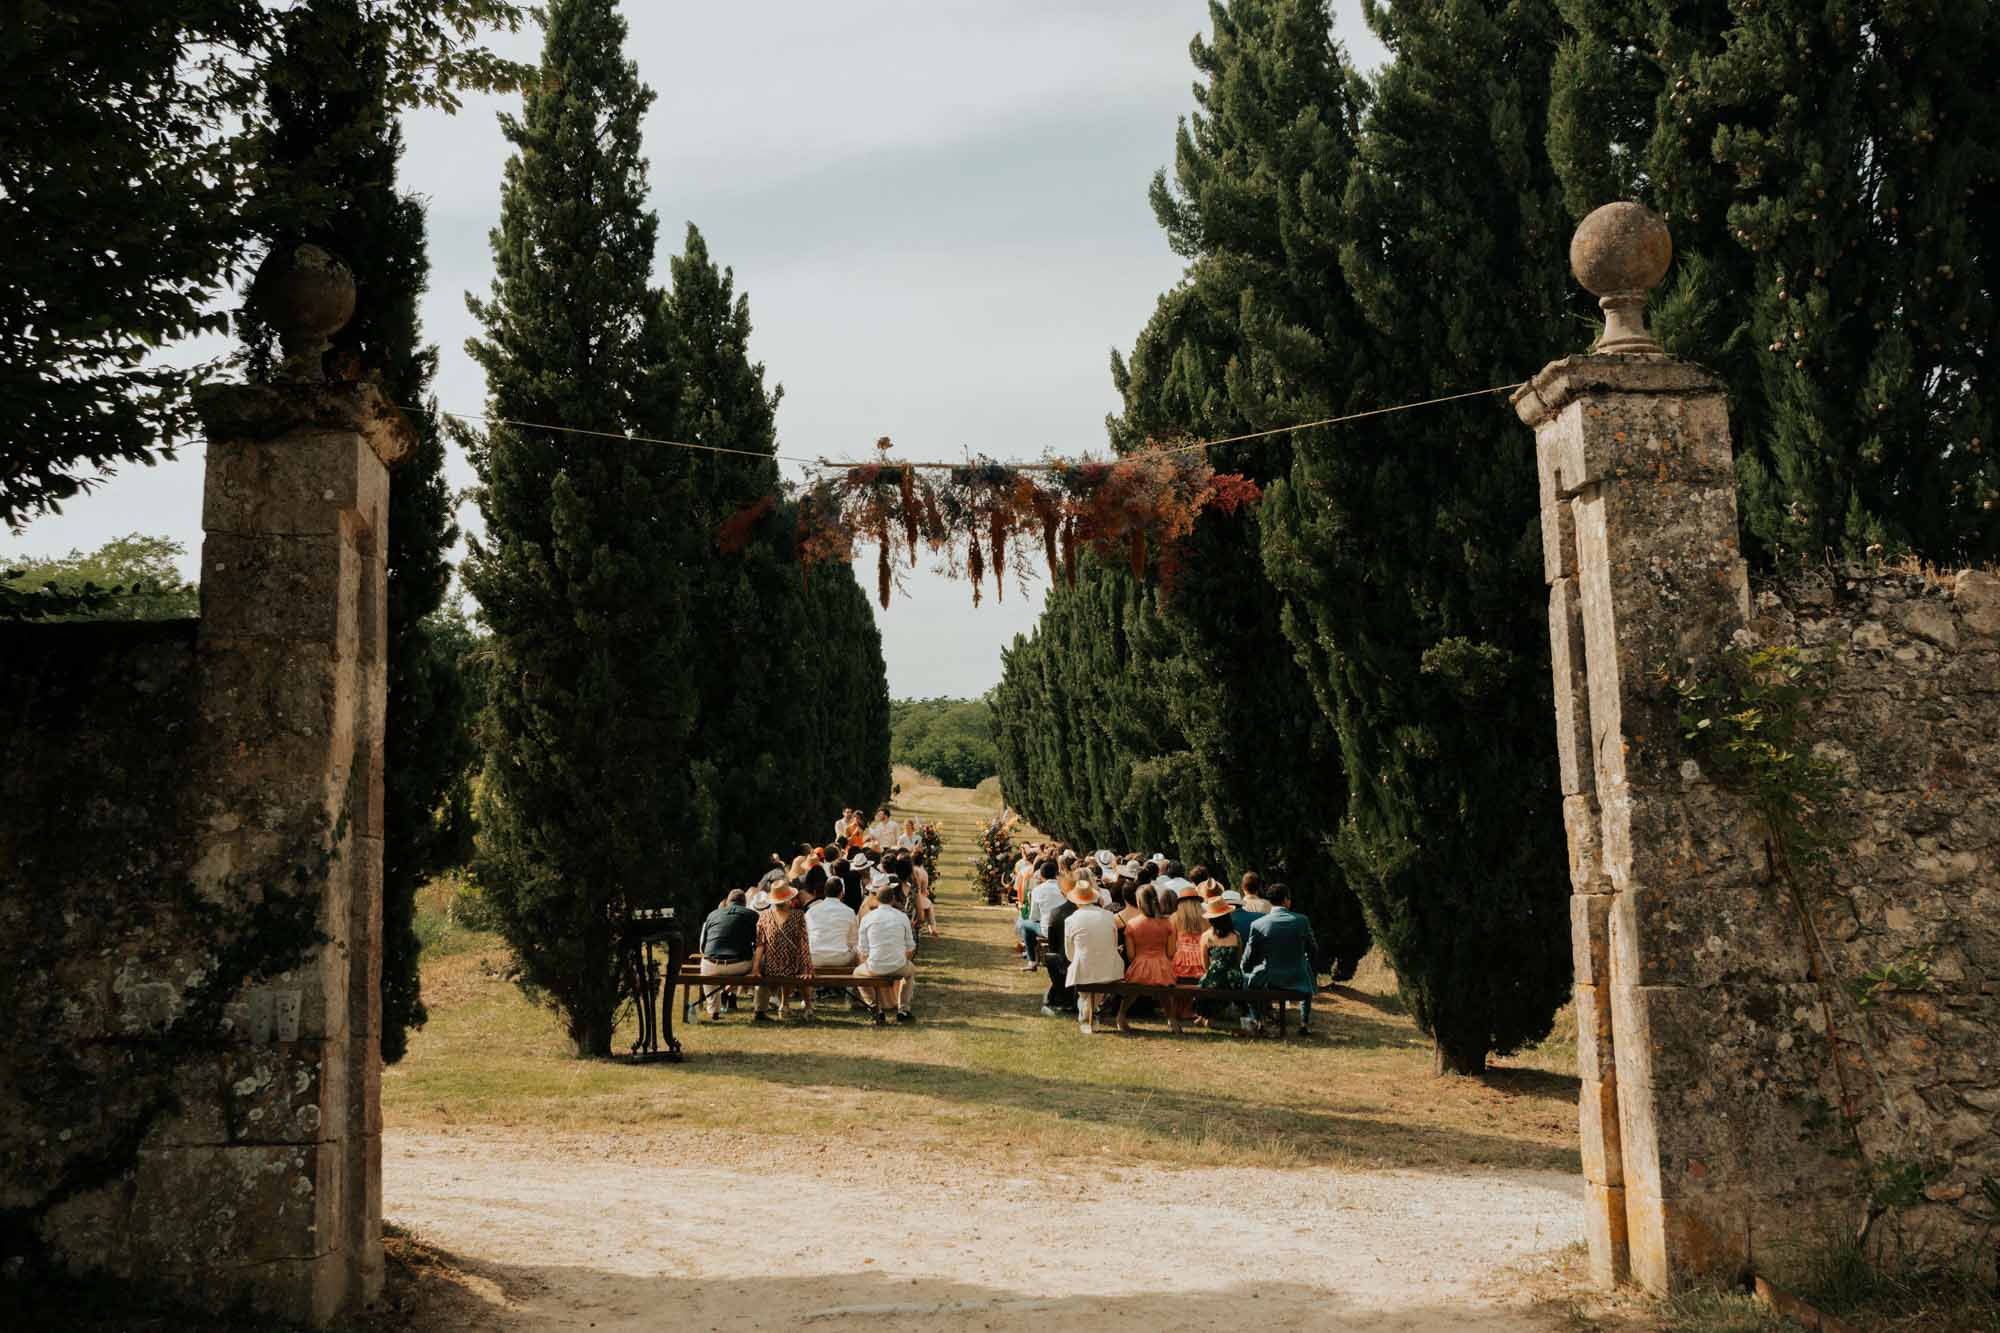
[401, 379, 1525, 473]
[400, 403, 824, 465]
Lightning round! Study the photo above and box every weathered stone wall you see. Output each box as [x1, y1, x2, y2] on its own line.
[1727, 567, 2000, 1269]
[0, 382, 406, 1325]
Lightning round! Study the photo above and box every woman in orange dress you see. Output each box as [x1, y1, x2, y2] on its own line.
[1116, 885, 1178, 1033]
[1167, 888, 1207, 1023]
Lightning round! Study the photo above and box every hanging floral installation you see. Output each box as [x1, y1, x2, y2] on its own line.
[741, 436, 1262, 609]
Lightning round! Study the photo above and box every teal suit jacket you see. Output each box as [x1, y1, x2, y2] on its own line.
[1242, 907, 1317, 994]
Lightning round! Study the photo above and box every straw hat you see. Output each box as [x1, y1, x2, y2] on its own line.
[767, 882, 799, 905]
[1176, 885, 1203, 902]
[1202, 898, 1235, 919]
[1221, 888, 1245, 905]
[1094, 849, 1115, 869]
[1200, 881, 1224, 900]
[850, 854, 873, 871]
[1065, 883, 1099, 906]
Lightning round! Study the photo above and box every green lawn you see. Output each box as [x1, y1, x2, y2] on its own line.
[388, 780, 1580, 1176]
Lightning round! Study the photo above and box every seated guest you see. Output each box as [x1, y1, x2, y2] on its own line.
[1063, 880, 1121, 1035]
[1194, 897, 1247, 1027]
[908, 855, 938, 937]
[1040, 873, 1084, 1018]
[1016, 858, 1064, 970]
[855, 883, 918, 1023]
[844, 854, 873, 912]
[1167, 888, 1206, 1023]
[1242, 882, 1320, 1035]
[1112, 875, 1144, 933]
[1210, 869, 1262, 942]
[698, 888, 758, 1019]
[1239, 870, 1273, 915]
[805, 874, 859, 970]
[752, 881, 813, 1021]
[1116, 885, 1178, 1034]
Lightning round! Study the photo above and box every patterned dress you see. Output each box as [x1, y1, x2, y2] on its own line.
[1196, 937, 1246, 1020]
[1171, 929, 1205, 981]
[757, 907, 812, 977]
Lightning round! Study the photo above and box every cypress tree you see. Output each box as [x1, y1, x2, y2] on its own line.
[1107, 0, 1378, 970]
[240, 0, 468, 1064]
[1550, 1, 2000, 563]
[461, 0, 700, 1057]
[1258, 0, 1581, 1072]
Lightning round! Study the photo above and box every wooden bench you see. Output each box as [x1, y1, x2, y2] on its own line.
[676, 963, 909, 1024]
[1072, 980, 1316, 1036]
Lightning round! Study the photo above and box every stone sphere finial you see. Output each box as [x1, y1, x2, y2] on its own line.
[252, 244, 356, 383]
[1570, 202, 1672, 356]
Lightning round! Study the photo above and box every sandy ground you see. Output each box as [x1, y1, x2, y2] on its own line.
[386, 1129, 1583, 1331]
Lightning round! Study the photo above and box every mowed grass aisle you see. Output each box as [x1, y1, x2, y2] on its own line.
[386, 779, 1580, 1176]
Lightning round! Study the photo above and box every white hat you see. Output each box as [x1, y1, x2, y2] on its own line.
[1093, 849, 1115, 869]
[850, 854, 873, 871]
[1221, 888, 1245, 905]
[1149, 852, 1168, 866]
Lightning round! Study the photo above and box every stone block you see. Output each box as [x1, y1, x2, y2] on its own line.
[127, 1142, 341, 1270]
[1563, 793, 1610, 893]
[1608, 872, 1811, 989]
[1584, 1182, 1631, 1287]
[349, 1132, 384, 1305]
[1574, 980, 1616, 1085]
[1596, 780, 1770, 901]
[1588, 475, 1750, 678]
[1956, 568, 2000, 637]
[1533, 383, 1735, 493]
[1571, 895, 1612, 987]
[1549, 577, 1594, 795]
[199, 531, 360, 646]
[202, 433, 386, 539]
[132, 1040, 341, 1147]
[1580, 1063, 1623, 1187]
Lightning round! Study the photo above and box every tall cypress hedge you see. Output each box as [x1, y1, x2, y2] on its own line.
[462, 0, 704, 1056]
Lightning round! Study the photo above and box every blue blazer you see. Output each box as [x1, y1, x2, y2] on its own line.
[1242, 907, 1317, 994]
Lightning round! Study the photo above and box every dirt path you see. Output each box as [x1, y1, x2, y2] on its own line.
[387, 1129, 1581, 1330]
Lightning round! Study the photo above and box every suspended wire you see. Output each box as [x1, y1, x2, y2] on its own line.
[400, 379, 1526, 474]
[399, 403, 825, 466]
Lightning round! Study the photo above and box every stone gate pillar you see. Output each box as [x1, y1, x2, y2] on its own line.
[1513, 205, 1756, 1292]
[182, 247, 408, 1322]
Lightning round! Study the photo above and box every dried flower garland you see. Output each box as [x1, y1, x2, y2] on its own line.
[720, 443, 1262, 609]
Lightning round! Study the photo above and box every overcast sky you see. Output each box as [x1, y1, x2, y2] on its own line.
[11, 1, 1386, 698]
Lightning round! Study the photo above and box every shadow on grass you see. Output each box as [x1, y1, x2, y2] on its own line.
[675, 1048, 1577, 1171]
[1326, 982, 1407, 1018]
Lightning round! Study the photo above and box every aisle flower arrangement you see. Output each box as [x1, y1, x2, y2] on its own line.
[748, 440, 1261, 608]
[917, 822, 943, 881]
[971, 810, 1021, 906]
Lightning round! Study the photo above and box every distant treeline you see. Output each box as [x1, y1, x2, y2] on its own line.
[890, 697, 999, 789]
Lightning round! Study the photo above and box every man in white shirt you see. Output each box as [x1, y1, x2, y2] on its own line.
[867, 806, 899, 846]
[855, 884, 918, 1022]
[805, 887, 858, 970]
[1014, 858, 1064, 969]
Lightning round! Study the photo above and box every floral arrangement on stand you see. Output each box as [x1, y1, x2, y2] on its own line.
[917, 821, 943, 881]
[768, 438, 1261, 608]
[971, 809, 1021, 906]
